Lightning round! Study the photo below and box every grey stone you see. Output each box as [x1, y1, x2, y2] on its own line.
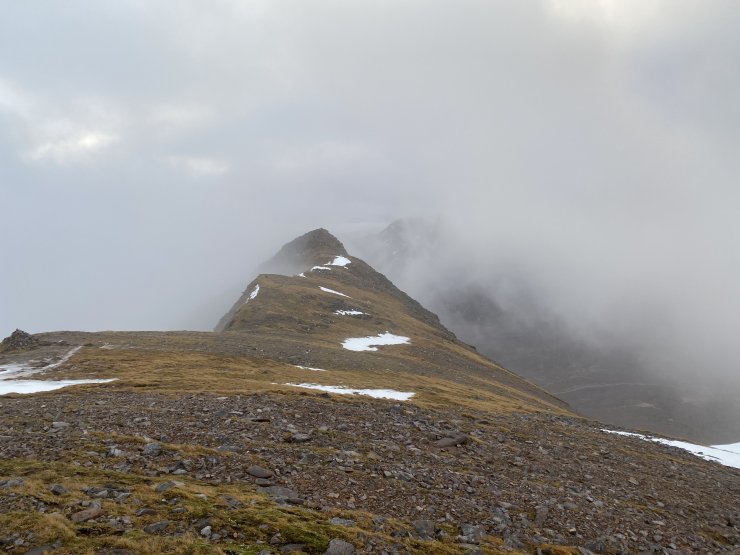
[23, 546, 55, 555]
[412, 519, 436, 539]
[459, 524, 484, 544]
[260, 485, 303, 504]
[584, 539, 607, 553]
[280, 545, 306, 553]
[143, 520, 170, 534]
[329, 517, 355, 527]
[142, 443, 161, 457]
[534, 506, 549, 527]
[435, 433, 468, 448]
[48, 484, 66, 496]
[324, 539, 355, 555]
[71, 506, 104, 523]
[247, 465, 273, 479]
[155, 481, 178, 492]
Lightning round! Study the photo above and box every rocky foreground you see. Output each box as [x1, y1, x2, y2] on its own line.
[1, 388, 738, 554]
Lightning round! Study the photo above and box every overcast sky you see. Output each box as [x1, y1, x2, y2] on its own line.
[2, 1, 740, 386]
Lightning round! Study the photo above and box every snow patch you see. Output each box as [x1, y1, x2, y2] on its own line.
[1, 379, 117, 396]
[0, 346, 117, 396]
[294, 365, 327, 372]
[241, 284, 260, 304]
[284, 383, 414, 400]
[298, 273, 306, 278]
[0, 347, 82, 380]
[319, 286, 350, 298]
[311, 266, 331, 271]
[328, 256, 351, 267]
[342, 332, 411, 352]
[335, 310, 365, 316]
[602, 429, 740, 470]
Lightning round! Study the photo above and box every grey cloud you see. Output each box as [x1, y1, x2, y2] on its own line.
[1, 1, 739, 397]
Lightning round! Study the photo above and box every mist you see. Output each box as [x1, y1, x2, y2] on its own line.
[2, 1, 739, 394]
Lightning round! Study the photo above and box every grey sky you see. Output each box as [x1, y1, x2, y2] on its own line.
[2, 1, 739, 387]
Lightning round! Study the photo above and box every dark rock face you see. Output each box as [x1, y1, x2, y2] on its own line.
[0, 329, 39, 352]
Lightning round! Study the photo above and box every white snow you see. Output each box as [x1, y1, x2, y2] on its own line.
[242, 284, 260, 304]
[0, 379, 117, 396]
[0, 362, 29, 379]
[602, 429, 740, 470]
[0, 346, 116, 396]
[714, 441, 740, 452]
[319, 286, 351, 298]
[342, 332, 411, 352]
[284, 383, 414, 400]
[328, 256, 351, 267]
[311, 266, 331, 271]
[0, 347, 82, 380]
[298, 273, 306, 278]
[334, 310, 365, 316]
[294, 365, 327, 372]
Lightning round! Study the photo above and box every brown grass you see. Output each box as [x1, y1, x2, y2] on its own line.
[47, 347, 569, 417]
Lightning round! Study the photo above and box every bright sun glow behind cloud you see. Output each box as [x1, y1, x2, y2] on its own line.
[28, 131, 117, 164]
[547, 0, 664, 33]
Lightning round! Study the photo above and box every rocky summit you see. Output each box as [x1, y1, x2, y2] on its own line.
[0, 229, 738, 554]
[0, 329, 39, 353]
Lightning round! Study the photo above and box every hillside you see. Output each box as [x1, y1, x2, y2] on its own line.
[0, 229, 738, 554]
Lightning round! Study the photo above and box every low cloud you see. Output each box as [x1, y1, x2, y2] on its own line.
[1, 1, 738, 403]
[273, 141, 380, 174]
[166, 155, 230, 177]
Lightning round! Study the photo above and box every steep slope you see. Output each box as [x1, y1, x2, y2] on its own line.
[0, 228, 739, 554]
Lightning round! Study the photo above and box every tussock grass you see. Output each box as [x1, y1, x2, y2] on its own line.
[50, 347, 569, 418]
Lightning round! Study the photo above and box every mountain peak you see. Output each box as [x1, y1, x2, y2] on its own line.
[259, 228, 349, 276]
[215, 227, 461, 339]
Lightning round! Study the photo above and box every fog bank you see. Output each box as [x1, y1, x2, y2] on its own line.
[2, 1, 739, 394]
